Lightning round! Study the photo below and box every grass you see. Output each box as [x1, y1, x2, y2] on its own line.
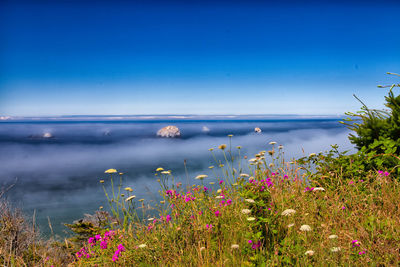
[1, 140, 400, 266]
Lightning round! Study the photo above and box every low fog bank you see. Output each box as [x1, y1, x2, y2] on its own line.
[0, 120, 355, 236]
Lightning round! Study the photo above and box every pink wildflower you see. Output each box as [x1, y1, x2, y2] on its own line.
[166, 214, 171, 223]
[214, 210, 221, 217]
[226, 199, 232, 205]
[100, 240, 108, 249]
[342, 206, 346, 210]
[206, 224, 213, 230]
[352, 240, 360, 247]
[248, 240, 252, 244]
[359, 250, 366, 255]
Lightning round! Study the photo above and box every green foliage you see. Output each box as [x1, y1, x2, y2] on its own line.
[339, 72, 400, 175]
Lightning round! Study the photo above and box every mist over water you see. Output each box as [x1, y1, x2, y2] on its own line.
[0, 117, 355, 236]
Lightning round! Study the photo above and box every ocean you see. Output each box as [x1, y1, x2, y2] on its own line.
[0, 115, 355, 236]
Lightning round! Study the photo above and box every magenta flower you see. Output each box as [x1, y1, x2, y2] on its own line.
[359, 250, 366, 255]
[214, 210, 221, 217]
[100, 240, 108, 249]
[251, 240, 262, 250]
[248, 240, 253, 244]
[206, 224, 213, 230]
[284, 174, 288, 179]
[166, 214, 171, 223]
[349, 180, 354, 185]
[352, 240, 360, 247]
[304, 187, 314, 192]
[95, 234, 101, 241]
[226, 199, 232, 205]
[219, 180, 224, 184]
[204, 186, 209, 192]
[342, 206, 346, 210]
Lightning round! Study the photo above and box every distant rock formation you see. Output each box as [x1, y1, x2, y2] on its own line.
[103, 130, 111, 136]
[43, 132, 53, 138]
[202, 126, 210, 133]
[254, 127, 262, 133]
[157, 126, 181, 138]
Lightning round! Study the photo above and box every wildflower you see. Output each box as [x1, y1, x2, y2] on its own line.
[359, 250, 366, 255]
[214, 210, 221, 217]
[241, 209, 251, 214]
[206, 224, 213, 230]
[245, 199, 255, 203]
[281, 209, 296, 216]
[138, 244, 147, 248]
[166, 214, 171, 223]
[288, 223, 295, 228]
[200, 247, 206, 252]
[330, 247, 341, 252]
[312, 187, 325, 192]
[156, 167, 164, 172]
[124, 187, 133, 192]
[341, 206, 346, 210]
[352, 240, 360, 247]
[139, 199, 144, 202]
[248, 158, 258, 163]
[226, 199, 232, 205]
[309, 153, 316, 157]
[304, 250, 314, 256]
[236, 146, 242, 149]
[231, 244, 240, 249]
[217, 189, 222, 193]
[161, 170, 171, 174]
[251, 240, 262, 250]
[240, 173, 249, 178]
[300, 225, 312, 232]
[100, 240, 108, 249]
[105, 169, 117, 174]
[216, 195, 224, 199]
[195, 174, 208, 180]
[228, 134, 233, 137]
[95, 234, 101, 241]
[218, 144, 227, 150]
[304, 187, 314, 192]
[125, 195, 136, 202]
[148, 217, 154, 221]
[219, 180, 224, 184]
[209, 182, 215, 185]
[208, 165, 214, 169]
[329, 235, 338, 239]
[247, 217, 256, 221]
[269, 163, 275, 168]
[269, 141, 277, 145]
[248, 240, 252, 244]
[203, 186, 209, 192]
[99, 180, 104, 183]
[119, 172, 124, 175]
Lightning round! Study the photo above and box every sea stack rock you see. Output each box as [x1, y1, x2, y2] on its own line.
[254, 127, 262, 133]
[43, 132, 53, 138]
[157, 126, 181, 138]
[202, 126, 210, 133]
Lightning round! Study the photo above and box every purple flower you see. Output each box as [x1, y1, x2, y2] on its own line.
[304, 187, 314, 192]
[203, 186, 209, 192]
[219, 180, 224, 185]
[248, 240, 253, 244]
[214, 210, 221, 217]
[100, 240, 108, 249]
[166, 214, 171, 223]
[226, 199, 232, 205]
[117, 244, 125, 251]
[251, 240, 262, 250]
[95, 234, 101, 241]
[342, 206, 346, 210]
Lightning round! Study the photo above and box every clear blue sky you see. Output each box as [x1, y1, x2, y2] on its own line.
[1, 0, 400, 116]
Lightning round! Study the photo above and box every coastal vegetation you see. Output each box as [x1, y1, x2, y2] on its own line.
[1, 74, 399, 266]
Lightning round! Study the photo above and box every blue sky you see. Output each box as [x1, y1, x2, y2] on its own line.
[1, 0, 400, 116]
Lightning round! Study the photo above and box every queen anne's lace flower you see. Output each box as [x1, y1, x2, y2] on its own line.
[300, 225, 312, 232]
[281, 209, 296, 216]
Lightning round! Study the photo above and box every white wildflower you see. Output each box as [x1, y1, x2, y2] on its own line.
[288, 223, 295, 228]
[195, 174, 208, 180]
[247, 217, 256, 221]
[328, 235, 338, 239]
[330, 247, 341, 252]
[300, 225, 312, 232]
[269, 141, 277, 145]
[281, 209, 296, 216]
[231, 244, 240, 249]
[304, 250, 314, 256]
[312, 187, 325, 192]
[125, 195, 136, 202]
[245, 199, 255, 203]
[138, 244, 147, 248]
[241, 209, 251, 215]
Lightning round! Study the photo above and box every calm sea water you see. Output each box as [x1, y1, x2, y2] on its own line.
[0, 116, 354, 236]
